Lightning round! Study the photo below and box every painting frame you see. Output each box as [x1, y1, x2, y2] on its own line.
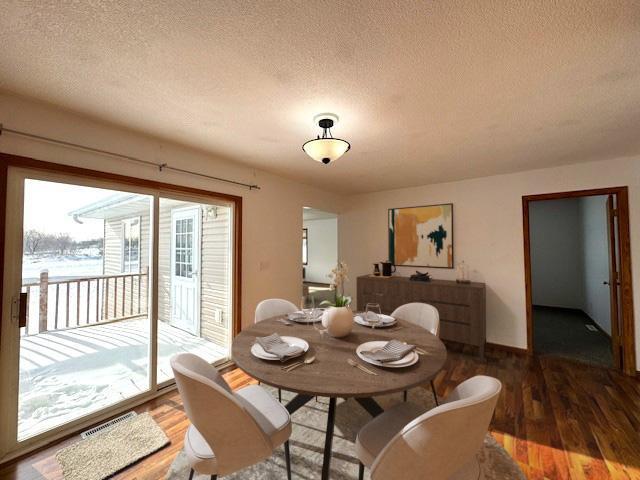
[388, 203, 454, 269]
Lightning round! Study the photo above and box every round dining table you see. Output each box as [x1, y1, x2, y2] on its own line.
[232, 315, 447, 480]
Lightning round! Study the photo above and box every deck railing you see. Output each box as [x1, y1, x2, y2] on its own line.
[21, 268, 149, 335]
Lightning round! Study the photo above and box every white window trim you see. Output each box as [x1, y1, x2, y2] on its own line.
[121, 216, 141, 273]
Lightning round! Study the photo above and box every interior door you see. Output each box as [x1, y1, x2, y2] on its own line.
[606, 194, 623, 370]
[170, 207, 201, 335]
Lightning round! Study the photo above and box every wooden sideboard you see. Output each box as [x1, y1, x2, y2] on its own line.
[357, 275, 486, 356]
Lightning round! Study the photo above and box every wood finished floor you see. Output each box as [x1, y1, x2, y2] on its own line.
[1, 345, 639, 480]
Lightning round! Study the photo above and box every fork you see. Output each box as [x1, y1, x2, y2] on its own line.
[347, 358, 378, 375]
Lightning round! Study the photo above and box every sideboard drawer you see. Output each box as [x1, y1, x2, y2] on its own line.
[430, 302, 470, 325]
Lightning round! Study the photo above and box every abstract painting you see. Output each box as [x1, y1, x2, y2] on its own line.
[388, 204, 453, 268]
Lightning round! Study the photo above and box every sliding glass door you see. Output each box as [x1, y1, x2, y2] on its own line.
[17, 178, 153, 441]
[0, 165, 237, 458]
[156, 196, 233, 384]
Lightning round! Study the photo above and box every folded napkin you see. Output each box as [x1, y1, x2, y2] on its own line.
[287, 310, 322, 321]
[256, 333, 304, 360]
[361, 340, 415, 363]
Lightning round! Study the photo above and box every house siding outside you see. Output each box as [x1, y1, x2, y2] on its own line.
[103, 213, 150, 319]
[102, 201, 230, 348]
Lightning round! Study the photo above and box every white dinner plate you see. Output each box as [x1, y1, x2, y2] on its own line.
[288, 309, 324, 324]
[356, 341, 419, 368]
[354, 313, 397, 328]
[251, 336, 310, 361]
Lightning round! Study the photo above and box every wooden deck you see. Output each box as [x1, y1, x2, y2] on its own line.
[18, 318, 228, 440]
[2, 345, 639, 479]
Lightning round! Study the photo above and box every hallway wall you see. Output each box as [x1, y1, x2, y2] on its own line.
[303, 217, 338, 283]
[529, 198, 584, 309]
[529, 196, 611, 334]
[580, 196, 611, 334]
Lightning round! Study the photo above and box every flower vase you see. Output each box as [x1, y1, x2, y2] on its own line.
[321, 306, 353, 338]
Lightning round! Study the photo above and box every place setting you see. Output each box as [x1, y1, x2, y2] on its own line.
[279, 296, 325, 325]
[355, 339, 420, 370]
[353, 302, 397, 328]
[251, 333, 310, 363]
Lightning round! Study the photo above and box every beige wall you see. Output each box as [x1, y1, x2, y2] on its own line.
[339, 156, 640, 369]
[0, 93, 346, 330]
[3, 92, 639, 369]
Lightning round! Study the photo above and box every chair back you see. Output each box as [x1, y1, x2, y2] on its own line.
[170, 353, 272, 475]
[255, 298, 298, 323]
[391, 302, 440, 336]
[371, 375, 502, 480]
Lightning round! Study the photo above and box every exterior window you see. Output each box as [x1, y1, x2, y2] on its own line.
[302, 228, 308, 265]
[122, 217, 140, 273]
[174, 217, 194, 278]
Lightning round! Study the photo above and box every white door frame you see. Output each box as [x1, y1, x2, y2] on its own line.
[169, 206, 201, 336]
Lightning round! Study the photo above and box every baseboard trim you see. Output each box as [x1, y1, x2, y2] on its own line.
[485, 342, 528, 355]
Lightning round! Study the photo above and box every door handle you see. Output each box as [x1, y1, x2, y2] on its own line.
[603, 281, 620, 286]
[18, 292, 28, 328]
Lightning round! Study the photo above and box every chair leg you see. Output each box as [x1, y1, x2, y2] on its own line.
[284, 440, 292, 480]
[403, 390, 408, 402]
[279, 388, 282, 402]
[430, 380, 439, 406]
[188, 469, 194, 480]
[359, 462, 365, 480]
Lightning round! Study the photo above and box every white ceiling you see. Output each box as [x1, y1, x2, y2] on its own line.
[303, 208, 337, 222]
[1, 1, 639, 194]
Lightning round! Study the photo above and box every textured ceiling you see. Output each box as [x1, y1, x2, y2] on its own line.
[1, 1, 639, 194]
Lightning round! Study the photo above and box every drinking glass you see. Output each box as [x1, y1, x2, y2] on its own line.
[300, 295, 316, 322]
[365, 303, 382, 328]
[313, 310, 327, 338]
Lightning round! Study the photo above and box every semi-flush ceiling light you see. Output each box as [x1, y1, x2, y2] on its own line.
[302, 113, 351, 164]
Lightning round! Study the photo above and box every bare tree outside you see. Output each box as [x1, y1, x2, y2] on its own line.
[23, 229, 103, 256]
[23, 229, 44, 255]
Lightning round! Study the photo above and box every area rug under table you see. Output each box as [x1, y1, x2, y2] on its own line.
[56, 412, 169, 480]
[166, 387, 524, 479]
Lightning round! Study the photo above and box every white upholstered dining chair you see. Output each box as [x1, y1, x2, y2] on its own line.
[254, 298, 298, 401]
[255, 298, 298, 323]
[171, 353, 292, 480]
[391, 302, 440, 403]
[356, 375, 502, 480]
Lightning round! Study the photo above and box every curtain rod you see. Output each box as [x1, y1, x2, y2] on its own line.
[0, 124, 261, 190]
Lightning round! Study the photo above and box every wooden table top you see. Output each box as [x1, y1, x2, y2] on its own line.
[232, 316, 447, 398]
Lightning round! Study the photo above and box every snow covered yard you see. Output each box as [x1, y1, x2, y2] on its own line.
[18, 318, 228, 440]
[22, 249, 102, 282]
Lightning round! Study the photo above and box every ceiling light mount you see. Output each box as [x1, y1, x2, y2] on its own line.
[303, 113, 350, 165]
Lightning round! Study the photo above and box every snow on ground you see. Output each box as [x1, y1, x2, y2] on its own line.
[18, 318, 228, 440]
[22, 249, 102, 282]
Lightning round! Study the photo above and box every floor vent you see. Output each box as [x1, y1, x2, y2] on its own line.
[585, 324, 598, 332]
[81, 411, 137, 439]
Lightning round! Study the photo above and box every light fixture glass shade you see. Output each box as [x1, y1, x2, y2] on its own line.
[302, 138, 351, 164]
